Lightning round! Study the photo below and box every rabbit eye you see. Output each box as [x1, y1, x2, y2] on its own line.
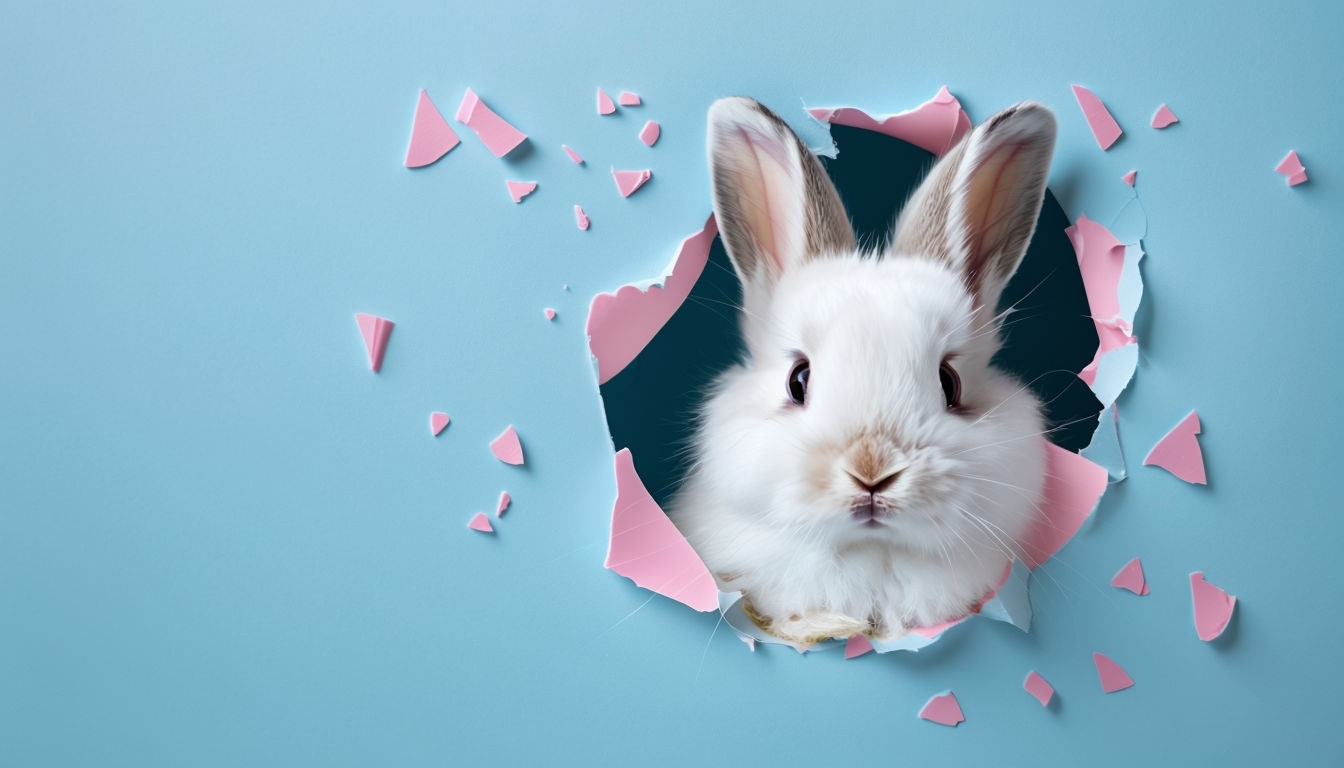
[787, 358, 810, 405]
[939, 360, 961, 410]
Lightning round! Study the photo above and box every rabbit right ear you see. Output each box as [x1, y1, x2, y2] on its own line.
[707, 98, 854, 303]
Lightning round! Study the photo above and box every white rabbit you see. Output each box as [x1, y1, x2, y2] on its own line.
[668, 97, 1056, 644]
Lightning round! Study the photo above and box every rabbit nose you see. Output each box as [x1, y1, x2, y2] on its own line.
[846, 469, 901, 494]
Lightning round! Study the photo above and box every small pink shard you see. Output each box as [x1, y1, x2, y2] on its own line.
[1143, 410, 1207, 484]
[1071, 84, 1123, 150]
[354, 313, 393, 372]
[1276, 150, 1308, 186]
[563, 144, 584, 164]
[455, 88, 527, 158]
[468, 512, 494, 533]
[605, 448, 718, 612]
[597, 88, 616, 115]
[638, 120, 661, 147]
[489, 425, 524, 465]
[1122, 169, 1137, 186]
[844, 634, 874, 659]
[574, 204, 590, 231]
[618, 91, 641, 106]
[496, 491, 511, 518]
[1024, 671, 1055, 707]
[429, 411, 450, 436]
[404, 89, 460, 168]
[544, 307, 557, 321]
[1111, 557, 1150, 595]
[1093, 652, 1134, 693]
[1190, 572, 1236, 641]
[506, 180, 538, 203]
[918, 692, 964, 726]
[612, 169, 651, 197]
[1151, 103, 1179, 129]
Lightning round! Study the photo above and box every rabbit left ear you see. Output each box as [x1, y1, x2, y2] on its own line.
[891, 102, 1057, 312]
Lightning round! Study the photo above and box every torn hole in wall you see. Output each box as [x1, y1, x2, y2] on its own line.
[587, 89, 1142, 653]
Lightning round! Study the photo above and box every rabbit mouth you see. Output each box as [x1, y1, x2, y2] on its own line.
[850, 496, 892, 527]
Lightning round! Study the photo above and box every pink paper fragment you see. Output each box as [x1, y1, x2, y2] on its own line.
[574, 204, 590, 231]
[496, 491, 511, 518]
[844, 634, 874, 659]
[1143, 410, 1206, 484]
[544, 307, 557, 321]
[1021, 443, 1109, 568]
[354, 313, 393, 372]
[638, 120, 661, 147]
[1190, 572, 1236, 641]
[468, 512, 494, 533]
[587, 214, 717, 384]
[563, 144, 584, 164]
[596, 88, 616, 115]
[1070, 85, 1123, 150]
[455, 88, 527, 158]
[808, 85, 971, 156]
[506, 180, 538, 203]
[618, 91, 641, 106]
[1024, 671, 1054, 706]
[1111, 557, 1150, 595]
[918, 692, 964, 727]
[612, 169, 652, 197]
[1151, 104, 1179, 129]
[605, 448, 718, 612]
[1066, 214, 1137, 387]
[1122, 169, 1137, 186]
[429, 411, 450, 436]
[1093, 652, 1134, 693]
[404, 89, 460, 168]
[1276, 150, 1308, 186]
[489, 425, 525, 466]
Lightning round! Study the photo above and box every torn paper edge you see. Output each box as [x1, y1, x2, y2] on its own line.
[806, 85, 971, 156]
[1190, 571, 1236, 641]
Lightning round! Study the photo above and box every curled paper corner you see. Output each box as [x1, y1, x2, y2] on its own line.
[1024, 671, 1055, 707]
[1150, 103, 1179, 129]
[1070, 84, 1123, 150]
[455, 88, 527, 158]
[496, 491, 511, 518]
[919, 692, 965, 727]
[1143, 410, 1207, 484]
[596, 88, 616, 115]
[1111, 556, 1149, 595]
[506, 180, 538, 203]
[638, 120, 661, 147]
[574, 205, 591, 231]
[1082, 403, 1127, 482]
[844, 634, 874, 659]
[1275, 150, 1308, 187]
[1190, 572, 1236, 641]
[612, 169, 652, 197]
[489, 425, 525, 466]
[1093, 652, 1134, 693]
[429, 411, 450, 436]
[468, 512, 494, 533]
[354, 313, 394, 372]
[586, 213, 717, 384]
[562, 144, 584, 164]
[806, 85, 971, 156]
[605, 448, 718, 612]
[618, 91, 642, 106]
[404, 89, 460, 168]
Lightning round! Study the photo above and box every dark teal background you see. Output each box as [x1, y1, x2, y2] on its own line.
[2, 1, 1339, 764]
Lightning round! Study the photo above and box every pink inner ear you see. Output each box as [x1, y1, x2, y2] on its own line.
[962, 141, 1027, 293]
[738, 126, 799, 276]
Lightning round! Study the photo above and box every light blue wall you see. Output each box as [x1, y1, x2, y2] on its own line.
[3, 1, 1338, 764]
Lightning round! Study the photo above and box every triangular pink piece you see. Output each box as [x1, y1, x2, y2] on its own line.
[489, 425, 524, 465]
[1276, 150, 1308, 186]
[1150, 103, 1179, 129]
[1122, 169, 1137, 186]
[455, 88, 527, 157]
[605, 448, 718, 612]
[562, 144, 584, 164]
[404, 89, 460, 168]
[918, 692, 964, 726]
[429, 411, 450, 436]
[1111, 557, 1149, 595]
[574, 204, 590, 231]
[468, 512, 494, 533]
[844, 634, 874, 659]
[496, 491, 511, 518]
[544, 307, 557, 321]
[612, 169, 651, 197]
[1143, 410, 1207, 484]
[1071, 85, 1123, 150]
[1190, 572, 1236, 641]
[1287, 170, 1308, 186]
[638, 120, 661, 147]
[596, 88, 616, 115]
[354, 313, 393, 372]
[1093, 652, 1134, 693]
[1024, 671, 1054, 706]
[506, 180, 537, 203]
[618, 91, 641, 106]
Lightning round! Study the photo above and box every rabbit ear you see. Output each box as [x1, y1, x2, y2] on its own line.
[707, 97, 854, 300]
[891, 102, 1057, 311]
